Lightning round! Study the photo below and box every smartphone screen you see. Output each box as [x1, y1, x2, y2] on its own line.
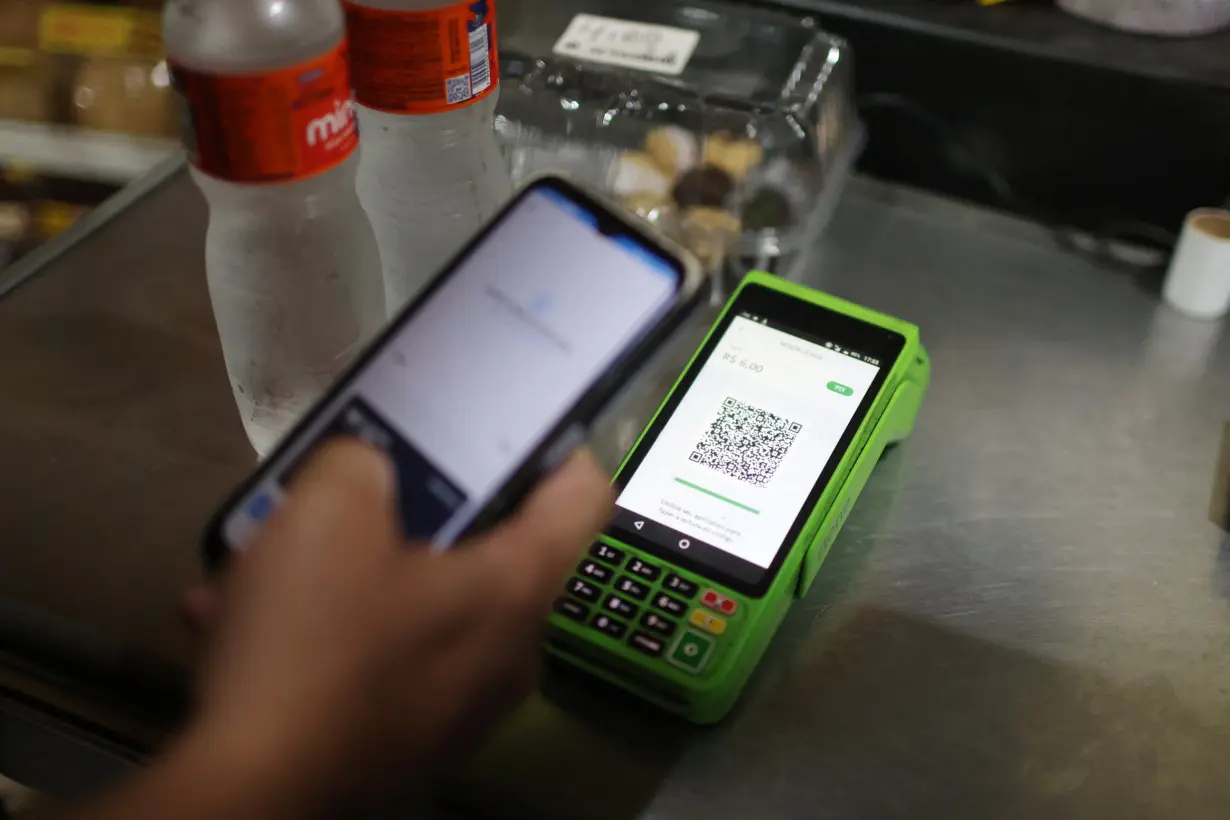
[213, 181, 685, 556]
[606, 284, 905, 596]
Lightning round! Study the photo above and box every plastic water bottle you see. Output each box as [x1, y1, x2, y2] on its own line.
[164, 0, 387, 457]
[343, 0, 513, 312]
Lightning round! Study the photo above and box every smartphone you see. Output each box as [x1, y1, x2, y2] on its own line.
[203, 176, 701, 567]
[545, 272, 929, 722]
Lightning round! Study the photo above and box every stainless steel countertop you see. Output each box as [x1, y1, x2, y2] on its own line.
[3, 170, 1229, 818]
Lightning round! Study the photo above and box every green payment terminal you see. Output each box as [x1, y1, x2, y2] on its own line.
[546, 271, 930, 723]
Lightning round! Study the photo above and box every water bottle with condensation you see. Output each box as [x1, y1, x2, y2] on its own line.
[164, 0, 386, 457]
[343, 0, 513, 313]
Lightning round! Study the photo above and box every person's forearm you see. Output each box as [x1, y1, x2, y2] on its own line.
[67, 724, 323, 820]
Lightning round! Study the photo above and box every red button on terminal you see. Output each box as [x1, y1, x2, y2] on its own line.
[701, 589, 738, 616]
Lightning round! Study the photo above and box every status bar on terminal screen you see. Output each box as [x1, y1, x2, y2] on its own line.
[737, 312, 881, 368]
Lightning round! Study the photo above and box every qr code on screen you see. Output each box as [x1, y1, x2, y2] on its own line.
[446, 74, 472, 105]
[690, 397, 802, 487]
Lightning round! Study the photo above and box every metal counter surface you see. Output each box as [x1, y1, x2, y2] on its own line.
[2, 172, 1229, 818]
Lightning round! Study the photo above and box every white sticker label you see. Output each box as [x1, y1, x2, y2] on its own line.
[469, 25, 491, 96]
[553, 14, 699, 76]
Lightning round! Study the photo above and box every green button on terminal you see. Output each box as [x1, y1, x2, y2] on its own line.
[669, 630, 714, 674]
[826, 381, 854, 396]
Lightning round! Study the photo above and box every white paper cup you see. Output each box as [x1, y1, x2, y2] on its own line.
[1162, 208, 1230, 320]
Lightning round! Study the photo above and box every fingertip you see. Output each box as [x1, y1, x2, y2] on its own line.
[475, 447, 614, 584]
[252, 438, 400, 560]
[532, 448, 616, 512]
[290, 437, 396, 505]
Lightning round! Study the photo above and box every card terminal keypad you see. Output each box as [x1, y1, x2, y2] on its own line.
[553, 542, 741, 676]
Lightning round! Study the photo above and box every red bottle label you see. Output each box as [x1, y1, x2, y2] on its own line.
[170, 38, 359, 184]
[342, 0, 499, 115]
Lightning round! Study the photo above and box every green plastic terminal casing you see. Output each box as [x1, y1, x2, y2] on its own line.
[545, 271, 930, 723]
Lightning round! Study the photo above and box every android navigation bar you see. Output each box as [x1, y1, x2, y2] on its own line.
[610, 506, 761, 585]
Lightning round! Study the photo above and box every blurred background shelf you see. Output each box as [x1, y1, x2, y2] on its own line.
[0, 1, 175, 270]
[0, 118, 177, 185]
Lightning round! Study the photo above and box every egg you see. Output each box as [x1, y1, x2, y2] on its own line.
[741, 187, 796, 232]
[644, 125, 699, 178]
[681, 206, 743, 271]
[612, 151, 672, 198]
[672, 165, 735, 210]
[702, 133, 764, 181]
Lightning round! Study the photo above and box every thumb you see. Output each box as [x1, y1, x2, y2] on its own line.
[460, 448, 614, 604]
[252, 438, 399, 562]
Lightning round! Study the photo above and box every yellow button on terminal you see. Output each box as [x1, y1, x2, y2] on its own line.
[688, 608, 727, 636]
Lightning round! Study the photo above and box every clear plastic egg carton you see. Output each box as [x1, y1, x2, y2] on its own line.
[495, 0, 864, 293]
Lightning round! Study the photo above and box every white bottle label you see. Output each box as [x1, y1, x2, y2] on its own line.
[469, 24, 492, 96]
[553, 14, 699, 76]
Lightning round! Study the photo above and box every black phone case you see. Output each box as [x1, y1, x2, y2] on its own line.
[200, 178, 705, 570]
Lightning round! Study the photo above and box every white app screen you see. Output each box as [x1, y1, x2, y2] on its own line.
[225, 188, 678, 548]
[615, 316, 880, 569]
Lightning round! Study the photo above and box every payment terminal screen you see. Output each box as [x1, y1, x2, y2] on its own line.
[613, 312, 882, 582]
[220, 185, 680, 551]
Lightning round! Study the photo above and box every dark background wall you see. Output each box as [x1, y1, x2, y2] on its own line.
[775, 0, 1230, 245]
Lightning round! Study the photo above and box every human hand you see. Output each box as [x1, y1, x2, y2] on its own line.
[181, 439, 613, 814]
